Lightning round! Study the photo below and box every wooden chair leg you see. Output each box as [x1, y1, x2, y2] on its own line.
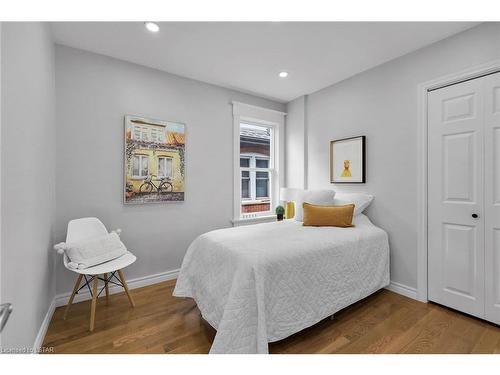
[64, 274, 83, 320]
[117, 269, 135, 308]
[89, 275, 99, 332]
[104, 273, 109, 305]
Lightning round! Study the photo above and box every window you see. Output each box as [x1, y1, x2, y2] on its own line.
[241, 170, 250, 199]
[240, 155, 271, 202]
[256, 171, 269, 198]
[133, 125, 165, 143]
[133, 126, 149, 142]
[255, 158, 269, 199]
[232, 102, 285, 221]
[133, 155, 149, 178]
[151, 129, 158, 143]
[256, 158, 268, 168]
[240, 157, 250, 168]
[239, 123, 273, 215]
[158, 157, 173, 179]
[151, 127, 165, 143]
[133, 126, 141, 140]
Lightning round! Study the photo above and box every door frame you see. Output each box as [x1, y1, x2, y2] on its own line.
[0, 21, 3, 346]
[416, 59, 500, 302]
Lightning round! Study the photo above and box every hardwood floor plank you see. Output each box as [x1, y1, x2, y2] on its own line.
[43, 280, 500, 354]
[271, 291, 396, 354]
[396, 308, 455, 353]
[336, 305, 425, 353]
[471, 326, 500, 354]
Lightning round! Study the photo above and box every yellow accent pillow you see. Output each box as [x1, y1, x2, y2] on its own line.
[302, 203, 355, 227]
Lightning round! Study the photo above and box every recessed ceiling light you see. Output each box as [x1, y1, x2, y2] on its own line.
[279, 71, 289, 78]
[144, 22, 160, 33]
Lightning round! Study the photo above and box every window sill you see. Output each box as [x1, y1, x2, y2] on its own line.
[241, 199, 271, 205]
[231, 215, 277, 227]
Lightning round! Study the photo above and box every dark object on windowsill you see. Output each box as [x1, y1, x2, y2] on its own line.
[275, 205, 285, 221]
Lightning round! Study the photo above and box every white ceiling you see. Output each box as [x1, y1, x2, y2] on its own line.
[51, 22, 479, 103]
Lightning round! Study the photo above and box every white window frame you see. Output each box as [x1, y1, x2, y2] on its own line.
[240, 156, 252, 200]
[132, 154, 149, 179]
[151, 128, 159, 143]
[232, 102, 286, 222]
[151, 127, 165, 143]
[0, 23, 3, 346]
[255, 163, 270, 199]
[158, 156, 173, 179]
[133, 125, 149, 142]
[240, 154, 271, 202]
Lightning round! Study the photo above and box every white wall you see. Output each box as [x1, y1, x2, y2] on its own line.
[54, 46, 285, 294]
[287, 22, 500, 290]
[285, 96, 306, 189]
[1, 23, 56, 349]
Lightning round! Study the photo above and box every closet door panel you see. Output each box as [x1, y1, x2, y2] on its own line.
[484, 72, 500, 324]
[428, 78, 485, 318]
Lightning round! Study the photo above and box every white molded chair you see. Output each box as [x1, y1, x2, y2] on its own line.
[60, 217, 136, 331]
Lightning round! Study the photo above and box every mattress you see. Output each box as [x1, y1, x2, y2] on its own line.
[173, 214, 390, 354]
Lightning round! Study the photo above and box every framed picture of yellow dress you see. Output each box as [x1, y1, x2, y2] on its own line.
[124, 115, 185, 204]
[330, 136, 366, 183]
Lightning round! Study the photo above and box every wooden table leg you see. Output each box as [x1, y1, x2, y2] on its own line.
[104, 273, 109, 305]
[89, 275, 98, 332]
[64, 274, 83, 320]
[118, 269, 135, 308]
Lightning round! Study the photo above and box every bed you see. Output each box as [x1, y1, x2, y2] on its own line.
[173, 214, 390, 354]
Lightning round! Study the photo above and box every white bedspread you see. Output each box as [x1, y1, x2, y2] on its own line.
[173, 214, 390, 354]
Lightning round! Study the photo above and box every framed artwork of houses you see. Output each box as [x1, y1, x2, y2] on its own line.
[330, 136, 366, 183]
[124, 115, 185, 204]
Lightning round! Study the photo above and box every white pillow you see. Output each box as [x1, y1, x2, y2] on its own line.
[61, 232, 128, 269]
[294, 189, 336, 222]
[333, 193, 374, 216]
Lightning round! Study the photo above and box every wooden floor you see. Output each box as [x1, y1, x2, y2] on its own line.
[43, 279, 500, 354]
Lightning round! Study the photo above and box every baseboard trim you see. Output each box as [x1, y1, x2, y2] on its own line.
[38, 271, 416, 351]
[33, 298, 56, 353]
[385, 281, 418, 300]
[54, 268, 180, 307]
[34, 268, 180, 352]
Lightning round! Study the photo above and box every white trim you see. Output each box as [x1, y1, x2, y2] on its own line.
[231, 214, 277, 227]
[385, 281, 418, 300]
[54, 268, 179, 307]
[232, 102, 286, 222]
[303, 95, 309, 189]
[32, 298, 56, 353]
[34, 268, 179, 353]
[416, 75, 429, 303]
[231, 101, 287, 116]
[0, 22, 3, 347]
[416, 59, 500, 303]
[240, 154, 273, 202]
[241, 199, 271, 206]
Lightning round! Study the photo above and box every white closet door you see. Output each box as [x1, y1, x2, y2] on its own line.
[428, 78, 485, 318]
[484, 72, 500, 324]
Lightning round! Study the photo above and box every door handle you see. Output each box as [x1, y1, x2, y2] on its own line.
[472, 213, 479, 218]
[0, 303, 13, 333]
